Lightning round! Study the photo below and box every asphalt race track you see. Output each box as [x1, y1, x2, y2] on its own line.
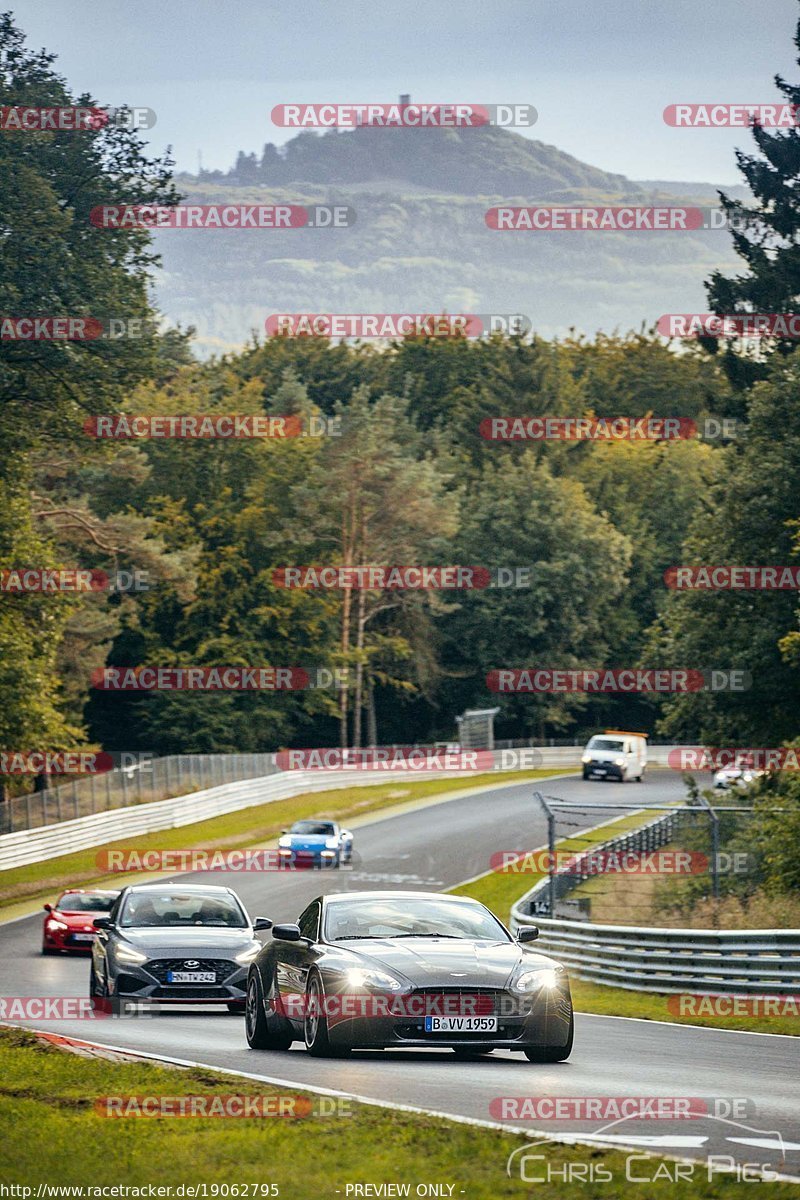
[2, 771, 799, 1180]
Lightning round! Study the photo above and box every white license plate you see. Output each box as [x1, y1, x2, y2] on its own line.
[167, 971, 216, 983]
[72, 933, 94, 942]
[424, 1016, 498, 1032]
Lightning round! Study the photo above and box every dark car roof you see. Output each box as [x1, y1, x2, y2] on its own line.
[59, 888, 119, 896]
[321, 891, 485, 905]
[122, 883, 239, 895]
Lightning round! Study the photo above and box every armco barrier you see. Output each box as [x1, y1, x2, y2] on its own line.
[0, 767, 445, 872]
[510, 814, 800, 995]
[0, 744, 692, 873]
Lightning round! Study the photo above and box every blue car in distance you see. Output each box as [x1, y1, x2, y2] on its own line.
[277, 820, 354, 869]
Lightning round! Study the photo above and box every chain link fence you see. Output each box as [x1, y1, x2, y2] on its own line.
[0, 754, 278, 835]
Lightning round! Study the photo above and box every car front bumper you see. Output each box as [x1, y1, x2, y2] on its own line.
[319, 985, 573, 1050]
[110, 959, 249, 1004]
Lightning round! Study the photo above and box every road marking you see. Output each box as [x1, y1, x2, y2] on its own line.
[728, 1137, 800, 1151]
[576, 1011, 800, 1040]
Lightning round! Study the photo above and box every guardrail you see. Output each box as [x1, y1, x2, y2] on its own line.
[510, 813, 800, 995]
[1, 743, 693, 835]
[0, 744, 695, 873]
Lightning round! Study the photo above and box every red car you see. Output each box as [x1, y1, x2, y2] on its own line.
[42, 889, 120, 954]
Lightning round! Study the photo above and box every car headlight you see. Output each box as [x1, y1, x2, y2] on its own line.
[321, 849, 336, 858]
[345, 967, 404, 992]
[614, 757, 625, 766]
[325, 838, 339, 849]
[235, 943, 262, 964]
[47, 919, 68, 932]
[512, 967, 560, 993]
[278, 836, 291, 848]
[581, 755, 592, 764]
[115, 943, 148, 965]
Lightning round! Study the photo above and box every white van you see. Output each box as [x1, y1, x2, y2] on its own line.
[581, 730, 647, 782]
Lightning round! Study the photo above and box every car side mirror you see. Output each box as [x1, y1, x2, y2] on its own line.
[253, 917, 272, 932]
[272, 923, 302, 941]
[93, 916, 113, 930]
[43, 903, 53, 913]
[281, 830, 288, 835]
[517, 926, 539, 942]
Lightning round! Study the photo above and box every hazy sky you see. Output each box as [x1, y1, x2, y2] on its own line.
[9, 0, 800, 182]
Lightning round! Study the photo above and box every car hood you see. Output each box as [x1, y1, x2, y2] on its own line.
[55, 912, 101, 930]
[116, 927, 256, 956]
[338, 938, 560, 989]
[288, 836, 330, 848]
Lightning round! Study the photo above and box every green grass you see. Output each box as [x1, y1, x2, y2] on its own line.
[450, 808, 800, 1036]
[570, 978, 800, 1037]
[0, 769, 565, 913]
[449, 808, 661, 922]
[1, 1027, 793, 1196]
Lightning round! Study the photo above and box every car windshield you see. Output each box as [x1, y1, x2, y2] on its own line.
[588, 738, 624, 751]
[290, 821, 335, 835]
[324, 897, 510, 942]
[119, 892, 248, 928]
[56, 893, 116, 913]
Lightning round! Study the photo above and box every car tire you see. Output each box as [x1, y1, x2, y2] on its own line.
[523, 1012, 574, 1062]
[41, 945, 58, 955]
[581, 768, 590, 780]
[452, 1046, 494, 1059]
[304, 971, 348, 1057]
[245, 969, 292, 1050]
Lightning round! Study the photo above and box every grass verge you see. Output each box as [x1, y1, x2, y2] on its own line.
[449, 808, 660, 921]
[450, 809, 800, 1037]
[570, 978, 800, 1037]
[0, 1026, 793, 1196]
[0, 769, 565, 913]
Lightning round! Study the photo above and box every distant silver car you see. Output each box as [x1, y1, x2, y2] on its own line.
[713, 762, 764, 789]
[91, 883, 270, 1012]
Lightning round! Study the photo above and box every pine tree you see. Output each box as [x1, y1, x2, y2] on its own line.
[704, 14, 800, 389]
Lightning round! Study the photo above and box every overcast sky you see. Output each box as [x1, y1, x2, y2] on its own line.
[9, 0, 800, 182]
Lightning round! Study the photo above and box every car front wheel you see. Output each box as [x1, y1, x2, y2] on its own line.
[523, 1013, 574, 1062]
[245, 970, 292, 1050]
[304, 972, 348, 1057]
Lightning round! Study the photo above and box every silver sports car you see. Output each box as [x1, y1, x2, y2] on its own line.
[245, 891, 573, 1060]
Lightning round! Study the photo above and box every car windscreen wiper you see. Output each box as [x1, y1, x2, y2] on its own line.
[390, 933, 465, 939]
